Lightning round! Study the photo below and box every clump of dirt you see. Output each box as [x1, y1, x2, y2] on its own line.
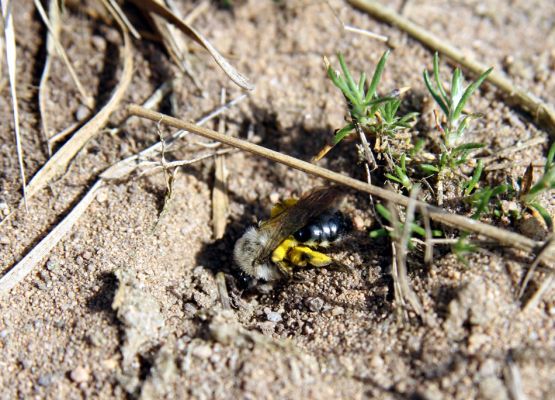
[0, 1, 554, 399]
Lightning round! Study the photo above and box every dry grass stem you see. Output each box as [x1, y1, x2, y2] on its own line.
[37, 0, 60, 156]
[212, 89, 229, 239]
[182, 0, 210, 25]
[0, 180, 105, 294]
[25, 9, 133, 200]
[3, 0, 27, 208]
[106, 0, 140, 39]
[48, 120, 84, 146]
[396, 186, 424, 317]
[504, 357, 526, 400]
[522, 271, 553, 313]
[519, 234, 555, 302]
[348, 0, 555, 135]
[216, 272, 231, 310]
[33, 0, 94, 109]
[419, 204, 433, 264]
[128, 105, 554, 263]
[326, 0, 388, 42]
[129, 0, 254, 90]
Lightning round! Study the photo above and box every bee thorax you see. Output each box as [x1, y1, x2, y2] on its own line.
[233, 227, 282, 281]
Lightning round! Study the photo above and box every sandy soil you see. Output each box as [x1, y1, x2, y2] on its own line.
[0, 0, 554, 399]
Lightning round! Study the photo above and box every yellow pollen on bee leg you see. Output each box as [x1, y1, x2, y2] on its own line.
[271, 237, 298, 263]
[288, 246, 332, 267]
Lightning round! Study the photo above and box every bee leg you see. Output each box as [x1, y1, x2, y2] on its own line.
[288, 246, 332, 268]
[271, 237, 298, 278]
[275, 260, 294, 278]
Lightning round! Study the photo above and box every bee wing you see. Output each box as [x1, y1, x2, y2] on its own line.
[256, 186, 346, 262]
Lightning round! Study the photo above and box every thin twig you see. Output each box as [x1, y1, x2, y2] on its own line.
[348, 0, 555, 135]
[127, 105, 554, 264]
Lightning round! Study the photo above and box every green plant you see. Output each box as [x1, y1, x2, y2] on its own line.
[424, 53, 492, 150]
[421, 53, 492, 203]
[519, 142, 555, 228]
[324, 51, 417, 150]
[370, 203, 442, 243]
[385, 153, 413, 191]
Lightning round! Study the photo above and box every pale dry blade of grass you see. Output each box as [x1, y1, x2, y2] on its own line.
[0, 181, 105, 294]
[2, 0, 27, 208]
[518, 234, 554, 300]
[391, 186, 424, 318]
[128, 0, 254, 90]
[106, 0, 140, 39]
[504, 355, 527, 400]
[37, 0, 61, 156]
[212, 89, 229, 239]
[348, 0, 555, 136]
[145, 2, 201, 88]
[216, 272, 231, 310]
[325, 0, 388, 42]
[33, 0, 94, 109]
[522, 271, 553, 314]
[128, 105, 555, 264]
[25, 16, 133, 200]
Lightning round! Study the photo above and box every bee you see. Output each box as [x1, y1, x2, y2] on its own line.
[233, 186, 352, 281]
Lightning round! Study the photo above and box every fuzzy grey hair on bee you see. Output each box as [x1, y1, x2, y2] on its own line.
[233, 227, 283, 281]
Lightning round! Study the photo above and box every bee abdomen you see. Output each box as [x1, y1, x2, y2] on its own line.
[293, 211, 351, 244]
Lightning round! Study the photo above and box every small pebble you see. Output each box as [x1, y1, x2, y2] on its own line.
[192, 345, 212, 359]
[269, 192, 280, 203]
[70, 366, 90, 383]
[96, 190, 108, 203]
[266, 311, 282, 323]
[46, 259, 58, 272]
[75, 105, 89, 121]
[38, 374, 53, 387]
[305, 297, 324, 312]
[331, 306, 344, 316]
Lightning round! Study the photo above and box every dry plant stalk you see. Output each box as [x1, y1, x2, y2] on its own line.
[128, 105, 554, 264]
[212, 89, 229, 239]
[2, 0, 27, 207]
[348, 0, 555, 136]
[25, 3, 133, 200]
[129, 0, 254, 90]
[0, 181, 105, 294]
[37, 0, 60, 156]
[389, 187, 424, 320]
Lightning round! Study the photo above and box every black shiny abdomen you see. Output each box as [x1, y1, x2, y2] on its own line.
[293, 211, 351, 244]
